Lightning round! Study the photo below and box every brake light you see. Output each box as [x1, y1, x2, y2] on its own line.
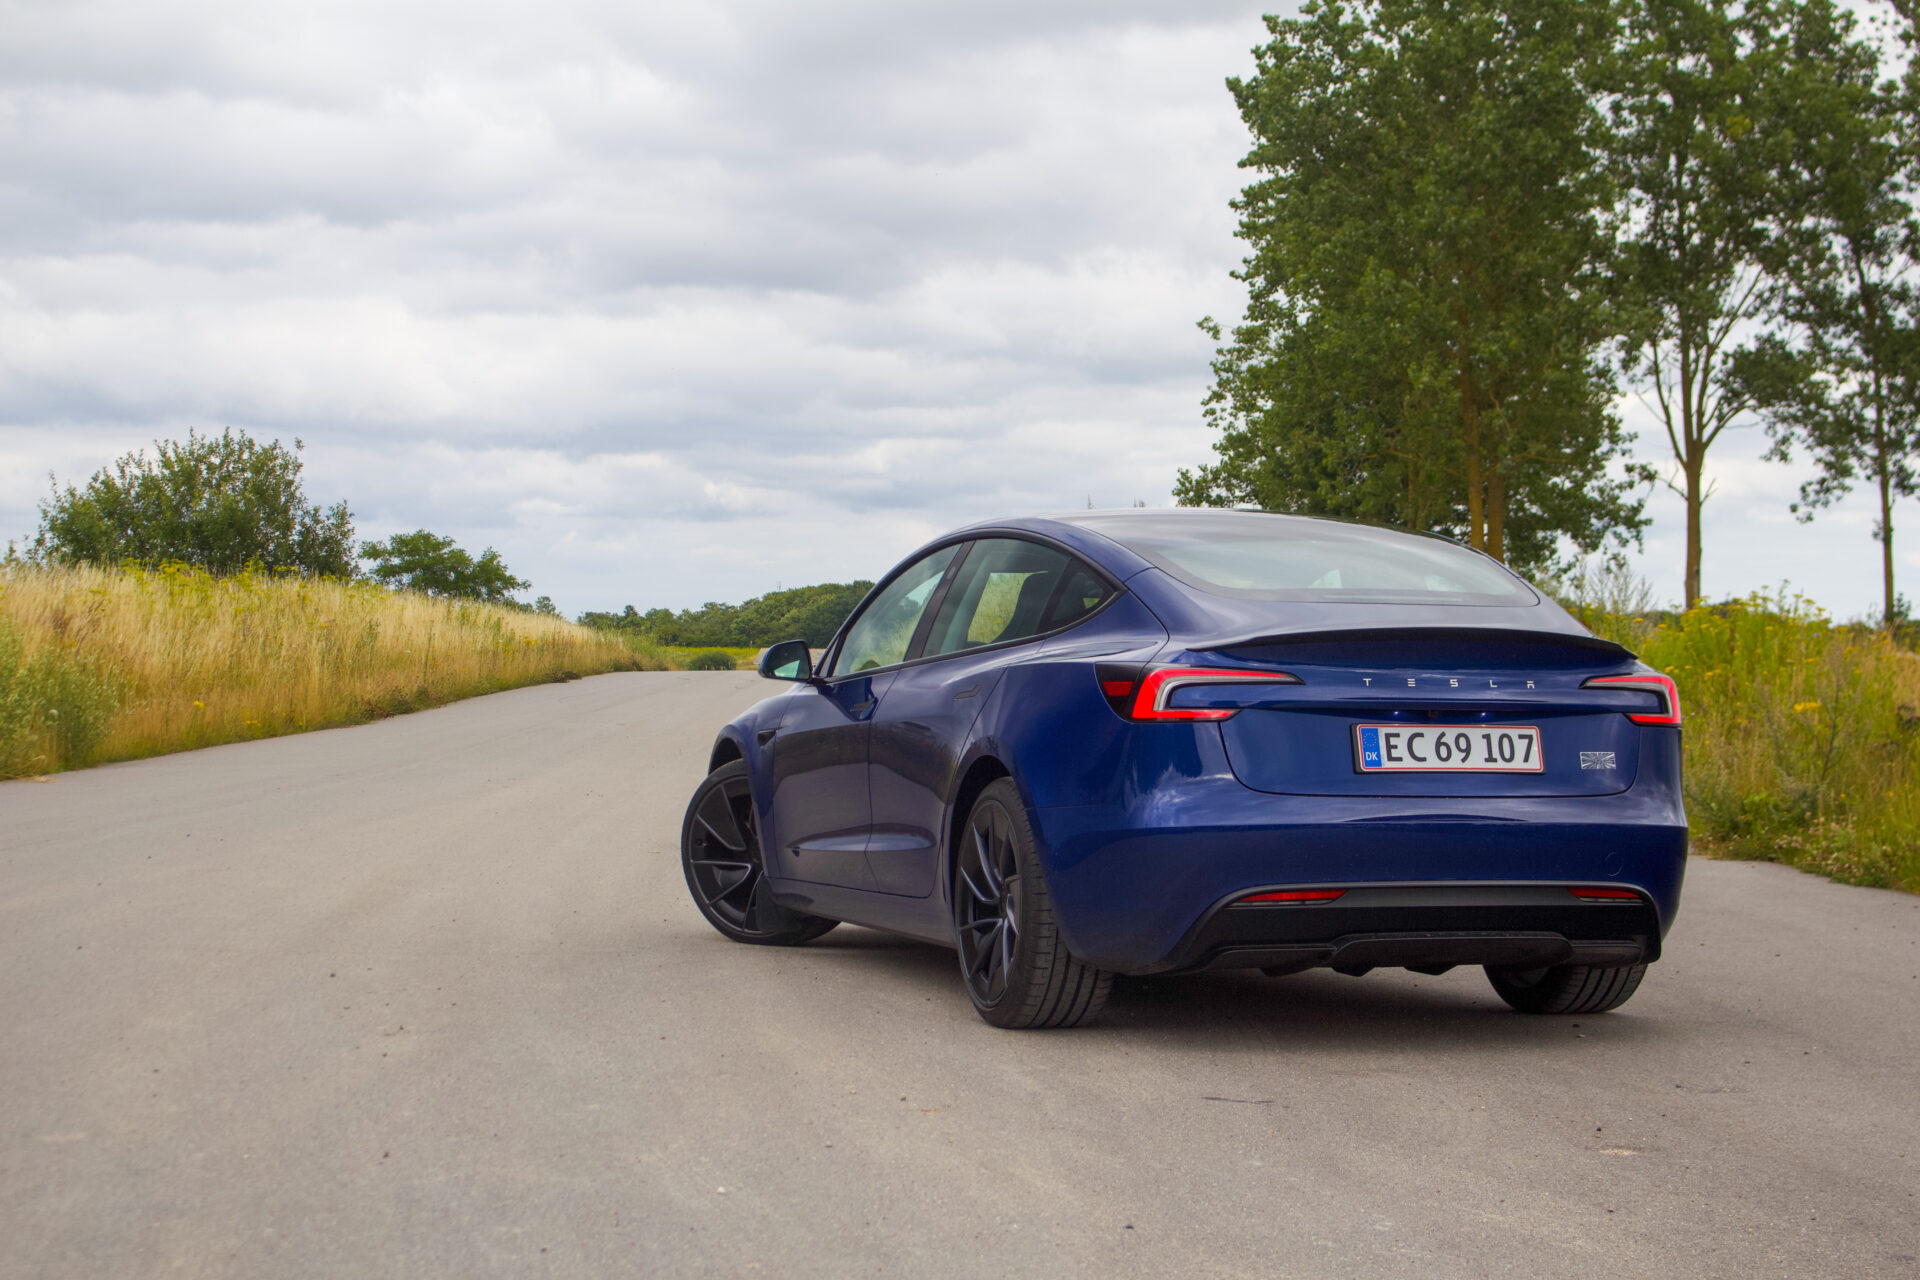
[1128, 667, 1302, 721]
[1236, 888, 1346, 904]
[1569, 886, 1640, 901]
[1582, 673, 1681, 726]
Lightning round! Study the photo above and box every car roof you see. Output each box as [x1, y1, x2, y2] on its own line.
[932, 508, 1611, 654]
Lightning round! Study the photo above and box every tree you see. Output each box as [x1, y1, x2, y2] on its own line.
[1737, 3, 1920, 627]
[32, 429, 355, 576]
[1180, 0, 1645, 569]
[578, 581, 874, 648]
[1610, 0, 1803, 607]
[359, 530, 530, 603]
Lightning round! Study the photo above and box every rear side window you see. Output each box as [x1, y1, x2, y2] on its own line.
[924, 539, 1098, 657]
[1043, 564, 1111, 630]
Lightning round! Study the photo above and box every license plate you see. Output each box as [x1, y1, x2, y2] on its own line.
[1354, 724, 1543, 773]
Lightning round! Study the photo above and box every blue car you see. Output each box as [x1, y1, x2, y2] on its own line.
[681, 510, 1685, 1028]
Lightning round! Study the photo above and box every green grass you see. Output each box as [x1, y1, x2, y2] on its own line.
[1560, 569, 1920, 892]
[659, 645, 760, 670]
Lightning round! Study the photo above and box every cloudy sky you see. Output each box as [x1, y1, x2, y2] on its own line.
[0, 0, 1905, 620]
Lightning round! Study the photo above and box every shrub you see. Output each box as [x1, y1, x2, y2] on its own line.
[33, 429, 354, 577]
[685, 649, 735, 671]
[1559, 574, 1920, 892]
[0, 616, 119, 775]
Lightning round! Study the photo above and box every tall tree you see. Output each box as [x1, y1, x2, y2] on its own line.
[1609, 0, 1798, 607]
[1180, 0, 1645, 569]
[1737, 3, 1920, 627]
[33, 429, 355, 576]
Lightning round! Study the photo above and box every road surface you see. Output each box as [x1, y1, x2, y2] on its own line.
[4, 672, 1917, 1278]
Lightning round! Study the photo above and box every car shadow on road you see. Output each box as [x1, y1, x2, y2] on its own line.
[791, 927, 1674, 1052]
[1101, 969, 1672, 1051]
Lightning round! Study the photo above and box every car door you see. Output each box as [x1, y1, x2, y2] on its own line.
[865, 538, 1114, 897]
[766, 543, 962, 890]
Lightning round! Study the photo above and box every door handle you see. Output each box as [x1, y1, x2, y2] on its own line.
[954, 684, 981, 700]
[757, 728, 778, 747]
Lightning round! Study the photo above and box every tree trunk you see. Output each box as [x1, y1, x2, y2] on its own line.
[1865, 281, 1895, 631]
[1683, 448, 1704, 609]
[1881, 467, 1895, 630]
[1462, 393, 1486, 551]
[1679, 341, 1703, 609]
[1873, 381, 1895, 629]
[1486, 466, 1507, 564]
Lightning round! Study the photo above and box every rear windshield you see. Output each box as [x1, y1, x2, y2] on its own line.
[1070, 512, 1538, 607]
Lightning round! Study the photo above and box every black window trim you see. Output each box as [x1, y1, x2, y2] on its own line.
[816, 530, 1123, 684]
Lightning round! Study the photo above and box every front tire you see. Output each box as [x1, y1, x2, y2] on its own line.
[682, 760, 837, 947]
[1485, 962, 1647, 1014]
[953, 779, 1111, 1029]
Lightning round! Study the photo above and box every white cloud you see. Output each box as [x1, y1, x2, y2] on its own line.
[2, 0, 1904, 622]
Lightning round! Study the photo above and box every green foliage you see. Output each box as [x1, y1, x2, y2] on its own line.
[0, 617, 118, 777]
[1559, 577, 1920, 891]
[1734, 5, 1920, 627]
[359, 530, 530, 604]
[684, 649, 736, 671]
[1609, 0, 1803, 607]
[32, 429, 355, 577]
[1182, 0, 1645, 571]
[581, 581, 873, 649]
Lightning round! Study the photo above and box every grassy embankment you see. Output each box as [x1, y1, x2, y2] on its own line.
[0, 562, 677, 778]
[659, 645, 760, 670]
[1563, 573, 1920, 892]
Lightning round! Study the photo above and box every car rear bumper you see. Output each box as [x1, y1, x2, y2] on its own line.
[1031, 777, 1687, 974]
[1159, 882, 1661, 976]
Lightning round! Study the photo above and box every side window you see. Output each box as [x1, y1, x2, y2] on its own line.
[1042, 563, 1112, 631]
[829, 545, 960, 678]
[923, 538, 1083, 658]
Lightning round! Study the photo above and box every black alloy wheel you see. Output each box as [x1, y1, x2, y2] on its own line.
[953, 778, 1110, 1029]
[682, 760, 837, 946]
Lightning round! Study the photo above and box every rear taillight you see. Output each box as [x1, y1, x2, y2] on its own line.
[1582, 673, 1681, 726]
[1113, 666, 1302, 722]
[1235, 888, 1346, 905]
[1569, 886, 1640, 901]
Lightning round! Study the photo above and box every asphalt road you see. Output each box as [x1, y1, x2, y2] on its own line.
[4, 672, 1918, 1279]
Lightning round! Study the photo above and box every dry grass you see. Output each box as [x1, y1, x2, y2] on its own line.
[0, 562, 669, 776]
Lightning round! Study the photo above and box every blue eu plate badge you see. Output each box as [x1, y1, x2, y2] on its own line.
[1359, 726, 1384, 768]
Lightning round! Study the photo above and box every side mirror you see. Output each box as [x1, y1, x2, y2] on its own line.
[758, 639, 813, 682]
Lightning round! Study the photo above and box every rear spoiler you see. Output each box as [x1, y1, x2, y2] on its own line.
[1188, 626, 1636, 663]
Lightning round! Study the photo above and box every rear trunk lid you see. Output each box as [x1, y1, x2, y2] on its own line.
[1187, 631, 1653, 799]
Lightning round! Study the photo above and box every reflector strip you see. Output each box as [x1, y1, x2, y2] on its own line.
[1236, 888, 1346, 904]
[1569, 886, 1640, 901]
[1130, 667, 1302, 721]
[1583, 673, 1682, 726]
[1100, 680, 1135, 698]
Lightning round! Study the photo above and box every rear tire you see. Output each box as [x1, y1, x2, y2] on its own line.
[1485, 962, 1647, 1014]
[953, 779, 1111, 1029]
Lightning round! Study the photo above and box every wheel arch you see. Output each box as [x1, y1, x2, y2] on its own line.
[708, 733, 745, 775]
[944, 753, 1012, 908]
